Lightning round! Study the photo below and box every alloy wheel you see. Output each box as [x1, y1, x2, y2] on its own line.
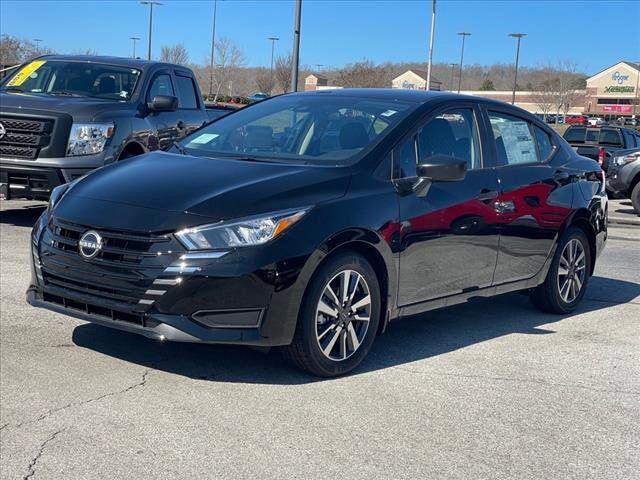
[315, 270, 371, 361]
[557, 238, 587, 304]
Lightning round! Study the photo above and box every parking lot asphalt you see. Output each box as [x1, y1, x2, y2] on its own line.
[1, 201, 639, 480]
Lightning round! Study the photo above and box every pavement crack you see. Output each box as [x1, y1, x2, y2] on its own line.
[23, 427, 67, 480]
[11, 369, 151, 431]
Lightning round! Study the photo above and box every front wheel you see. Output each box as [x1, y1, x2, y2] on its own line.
[531, 227, 591, 314]
[283, 251, 381, 377]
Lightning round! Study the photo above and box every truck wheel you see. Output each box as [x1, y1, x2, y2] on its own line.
[531, 227, 591, 314]
[631, 181, 640, 215]
[282, 251, 380, 377]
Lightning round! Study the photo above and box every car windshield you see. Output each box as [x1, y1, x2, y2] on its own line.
[1, 59, 141, 101]
[180, 94, 414, 163]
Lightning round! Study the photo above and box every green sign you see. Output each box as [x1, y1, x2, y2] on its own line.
[604, 85, 635, 93]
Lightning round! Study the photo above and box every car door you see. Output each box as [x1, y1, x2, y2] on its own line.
[484, 108, 571, 285]
[396, 104, 500, 306]
[146, 70, 181, 150]
[173, 71, 208, 136]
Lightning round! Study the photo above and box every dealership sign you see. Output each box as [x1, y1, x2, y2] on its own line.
[602, 105, 633, 113]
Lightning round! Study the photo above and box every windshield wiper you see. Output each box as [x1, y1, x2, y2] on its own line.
[48, 90, 84, 97]
[1, 86, 24, 92]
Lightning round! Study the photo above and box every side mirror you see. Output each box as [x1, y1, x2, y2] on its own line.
[416, 154, 468, 182]
[147, 95, 178, 113]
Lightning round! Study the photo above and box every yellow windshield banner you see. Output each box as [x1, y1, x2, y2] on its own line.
[6, 60, 46, 87]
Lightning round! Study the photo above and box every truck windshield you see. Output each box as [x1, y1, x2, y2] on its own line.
[180, 94, 414, 164]
[1, 60, 140, 101]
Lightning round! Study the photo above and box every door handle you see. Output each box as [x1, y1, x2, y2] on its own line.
[476, 189, 498, 202]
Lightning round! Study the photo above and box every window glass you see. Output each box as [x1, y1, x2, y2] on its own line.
[148, 74, 174, 100]
[534, 126, 554, 161]
[489, 112, 538, 165]
[395, 136, 417, 178]
[564, 127, 586, 143]
[417, 109, 480, 169]
[181, 95, 413, 163]
[175, 75, 198, 109]
[599, 128, 622, 146]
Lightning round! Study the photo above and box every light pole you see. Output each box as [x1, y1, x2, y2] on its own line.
[509, 33, 526, 105]
[426, 0, 436, 91]
[449, 63, 457, 91]
[268, 36, 280, 94]
[290, 0, 302, 92]
[315, 64, 323, 72]
[457, 32, 471, 94]
[634, 60, 639, 119]
[209, 0, 219, 98]
[140, 1, 162, 61]
[129, 36, 140, 58]
[34, 38, 43, 53]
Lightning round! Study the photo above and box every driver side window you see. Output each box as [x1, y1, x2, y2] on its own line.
[147, 74, 174, 102]
[393, 107, 481, 179]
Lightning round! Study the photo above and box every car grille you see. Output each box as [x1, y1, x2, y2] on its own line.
[0, 115, 53, 160]
[39, 218, 177, 313]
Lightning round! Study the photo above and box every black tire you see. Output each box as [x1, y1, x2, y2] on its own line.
[631, 181, 640, 216]
[531, 227, 592, 314]
[282, 251, 381, 377]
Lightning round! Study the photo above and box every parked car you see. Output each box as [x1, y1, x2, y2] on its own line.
[248, 92, 269, 102]
[0, 55, 231, 200]
[27, 89, 607, 377]
[562, 125, 640, 173]
[565, 115, 587, 125]
[606, 148, 640, 213]
[623, 117, 638, 126]
[587, 117, 605, 126]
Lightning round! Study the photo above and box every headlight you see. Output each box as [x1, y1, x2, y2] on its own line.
[176, 208, 309, 250]
[66, 123, 114, 156]
[612, 154, 638, 167]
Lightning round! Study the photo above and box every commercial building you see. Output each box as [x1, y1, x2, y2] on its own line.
[584, 61, 639, 117]
[391, 69, 442, 91]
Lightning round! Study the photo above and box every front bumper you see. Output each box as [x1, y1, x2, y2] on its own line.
[26, 213, 310, 346]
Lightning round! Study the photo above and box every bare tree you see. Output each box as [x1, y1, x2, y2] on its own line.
[254, 68, 273, 94]
[531, 79, 557, 121]
[0, 34, 55, 66]
[160, 44, 189, 65]
[550, 60, 583, 119]
[274, 53, 293, 93]
[209, 37, 245, 101]
[335, 60, 389, 88]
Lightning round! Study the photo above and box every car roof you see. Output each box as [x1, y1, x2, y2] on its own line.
[284, 88, 533, 113]
[34, 54, 178, 70]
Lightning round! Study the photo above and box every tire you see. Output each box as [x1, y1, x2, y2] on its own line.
[631, 181, 640, 216]
[282, 251, 381, 377]
[531, 227, 591, 314]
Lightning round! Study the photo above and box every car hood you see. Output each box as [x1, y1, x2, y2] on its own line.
[56, 151, 351, 232]
[0, 91, 131, 122]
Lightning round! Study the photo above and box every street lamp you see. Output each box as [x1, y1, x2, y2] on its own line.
[129, 36, 141, 58]
[34, 38, 43, 52]
[268, 36, 280, 94]
[449, 63, 457, 91]
[315, 64, 323, 72]
[140, 1, 162, 61]
[209, 0, 220, 98]
[426, 0, 436, 91]
[509, 33, 526, 105]
[290, 0, 302, 92]
[457, 32, 471, 94]
[634, 60, 639, 119]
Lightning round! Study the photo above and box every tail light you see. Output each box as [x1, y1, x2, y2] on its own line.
[598, 147, 606, 165]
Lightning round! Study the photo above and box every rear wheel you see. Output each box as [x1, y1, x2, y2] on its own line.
[283, 251, 380, 377]
[531, 227, 591, 314]
[631, 181, 640, 215]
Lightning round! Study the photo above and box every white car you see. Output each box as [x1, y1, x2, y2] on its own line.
[588, 117, 605, 126]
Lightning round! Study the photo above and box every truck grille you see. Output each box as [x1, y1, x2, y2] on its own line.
[0, 115, 53, 160]
[39, 218, 177, 312]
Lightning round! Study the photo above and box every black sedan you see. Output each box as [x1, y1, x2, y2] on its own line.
[27, 89, 608, 377]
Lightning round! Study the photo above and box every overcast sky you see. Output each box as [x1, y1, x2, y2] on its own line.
[1, 0, 639, 73]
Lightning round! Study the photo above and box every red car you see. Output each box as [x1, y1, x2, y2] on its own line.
[565, 115, 587, 125]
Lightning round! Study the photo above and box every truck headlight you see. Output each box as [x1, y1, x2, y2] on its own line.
[176, 208, 308, 250]
[66, 123, 114, 156]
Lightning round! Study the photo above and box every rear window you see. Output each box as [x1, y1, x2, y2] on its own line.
[599, 129, 622, 146]
[175, 75, 198, 109]
[564, 127, 586, 143]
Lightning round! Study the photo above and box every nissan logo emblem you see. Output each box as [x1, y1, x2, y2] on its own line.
[78, 230, 103, 260]
[0, 122, 5, 140]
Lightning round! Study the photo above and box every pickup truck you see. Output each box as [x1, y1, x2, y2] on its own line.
[562, 125, 640, 173]
[0, 55, 233, 200]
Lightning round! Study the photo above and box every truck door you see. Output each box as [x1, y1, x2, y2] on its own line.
[146, 70, 181, 150]
[173, 71, 209, 136]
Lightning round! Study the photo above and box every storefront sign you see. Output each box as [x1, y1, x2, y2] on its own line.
[602, 105, 633, 113]
[604, 85, 635, 93]
[611, 71, 630, 84]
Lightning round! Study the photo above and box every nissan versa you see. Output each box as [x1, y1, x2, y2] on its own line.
[27, 89, 608, 377]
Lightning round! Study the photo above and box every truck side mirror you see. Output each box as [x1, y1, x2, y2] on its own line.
[147, 95, 178, 113]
